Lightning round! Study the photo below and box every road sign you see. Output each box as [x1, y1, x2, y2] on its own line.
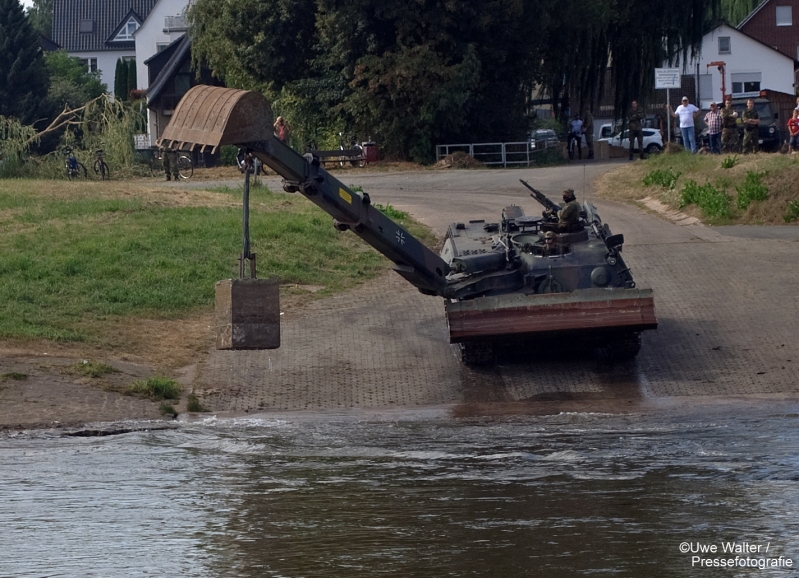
[655, 68, 681, 89]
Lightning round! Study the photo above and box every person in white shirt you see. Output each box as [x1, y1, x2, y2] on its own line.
[666, 96, 700, 153]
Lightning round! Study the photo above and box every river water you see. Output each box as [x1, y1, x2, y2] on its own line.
[2, 405, 798, 577]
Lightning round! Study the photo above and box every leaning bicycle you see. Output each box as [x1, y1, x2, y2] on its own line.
[338, 132, 365, 167]
[63, 147, 87, 179]
[567, 132, 581, 161]
[93, 149, 110, 180]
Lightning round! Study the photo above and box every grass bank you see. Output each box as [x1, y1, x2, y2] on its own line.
[0, 178, 435, 366]
[595, 150, 799, 225]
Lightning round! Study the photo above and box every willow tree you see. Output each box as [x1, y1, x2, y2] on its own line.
[720, 0, 759, 26]
[539, 0, 720, 120]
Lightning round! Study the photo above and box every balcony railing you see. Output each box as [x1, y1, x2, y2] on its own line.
[163, 16, 187, 33]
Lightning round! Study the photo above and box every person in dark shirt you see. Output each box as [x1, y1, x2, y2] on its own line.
[741, 99, 759, 154]
[627, 100, 645, 160]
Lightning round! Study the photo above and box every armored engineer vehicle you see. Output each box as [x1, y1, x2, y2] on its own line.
[160, 85, 657, 364]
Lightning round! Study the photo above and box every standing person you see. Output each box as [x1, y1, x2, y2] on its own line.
[794, 96, 799, 112]
[627, 100, 645, 160]
[704, 102, 722, 154]
[788, 109, 799, 154]
[583, 109, 594, 159]
[741, 98, 759, 154]
[569, 113, 583, 159]
[666, 96, 700, 153]
[721, 97, 739, 153]
[274, 116, 290, 143]
[161, 147, 179, 181]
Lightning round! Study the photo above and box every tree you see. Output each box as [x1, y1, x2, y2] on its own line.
[114, 58, 128, 101]
[26, 0, 52, 38]
[44, 50, 107, 109]
[189, 0, 720, 161]
[126, 58, 137, 97]
[720, 0, 759, 26]
[190, 0, 547, 160]
[536, 0, 720, 122]
[0, 0, 49, 125]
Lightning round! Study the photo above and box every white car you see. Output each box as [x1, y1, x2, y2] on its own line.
[605, 129, 663, 154]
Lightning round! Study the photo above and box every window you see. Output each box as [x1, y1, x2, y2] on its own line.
[731, 72, 761, 95]
[113, 17, 139, 41]
[776, 5, 792, 26]
[718, 36, 731, 54]
[699, 74, 713, 100]
[156, 43, 170, 52]
[79, 58, 98, 73]
[79, 19, 93, 33]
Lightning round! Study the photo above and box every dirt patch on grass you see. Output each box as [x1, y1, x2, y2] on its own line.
[434, 151, 485, 169]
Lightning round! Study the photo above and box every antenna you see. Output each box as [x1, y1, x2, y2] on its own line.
[583, 162, 588, 202]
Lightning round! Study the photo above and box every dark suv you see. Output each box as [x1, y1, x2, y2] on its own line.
[726, 98, 781, 151]
[695, 98, 781, 152]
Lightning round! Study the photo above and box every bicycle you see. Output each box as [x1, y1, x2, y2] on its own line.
[236, 148, 262, 175]
[150, 149, 193, 180]
[567, 132, 581, 161]
[63, 147, 87, 179]
[338, 132, 364, 167]
[93, 149, 110, 180]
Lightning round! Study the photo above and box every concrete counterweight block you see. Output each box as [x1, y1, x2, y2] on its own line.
[215, 279, 280, 350]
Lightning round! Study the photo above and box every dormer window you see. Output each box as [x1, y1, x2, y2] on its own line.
[113, 17, 140, 41]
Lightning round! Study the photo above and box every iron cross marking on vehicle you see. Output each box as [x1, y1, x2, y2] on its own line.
[396, 230, 406, 245]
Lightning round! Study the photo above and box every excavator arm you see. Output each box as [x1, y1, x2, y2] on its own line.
[159, 85, 450, 297]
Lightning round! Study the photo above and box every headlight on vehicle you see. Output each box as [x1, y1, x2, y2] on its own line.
[769, 127, 775, 134]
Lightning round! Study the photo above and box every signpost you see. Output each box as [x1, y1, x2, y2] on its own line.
[655, 68, 681, 143]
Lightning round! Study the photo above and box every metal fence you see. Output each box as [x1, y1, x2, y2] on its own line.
[435, 140, 561, 167]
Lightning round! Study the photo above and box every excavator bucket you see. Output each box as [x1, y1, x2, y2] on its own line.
[158, 85, 274, 153]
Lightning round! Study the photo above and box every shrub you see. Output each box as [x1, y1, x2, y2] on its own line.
[735, 171, 768, 210]
[784, 200, 799, 223]
[721, 155, 739, 169]
[70, 360, 117, 378]
[126, 376, 181, 400]
[186, 393, 209, 412]
[532, 146, 565, 167]
[643, 168, 681, 190]
[159, 402, 177, 417]
[680, 179, 731, 218]
[220, 145, 238, 166]
[374, 203, 409, 220]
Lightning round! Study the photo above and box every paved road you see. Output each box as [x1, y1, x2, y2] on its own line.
[194, 161, 799, 414]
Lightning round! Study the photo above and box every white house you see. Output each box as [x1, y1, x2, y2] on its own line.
[133, 0, 190, 92]
[52, 0, 158, 92]
[667, 22, 795, 107]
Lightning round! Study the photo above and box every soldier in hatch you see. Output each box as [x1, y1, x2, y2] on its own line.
[542, 230, 558, 256]
[556, 188, 581, 231]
